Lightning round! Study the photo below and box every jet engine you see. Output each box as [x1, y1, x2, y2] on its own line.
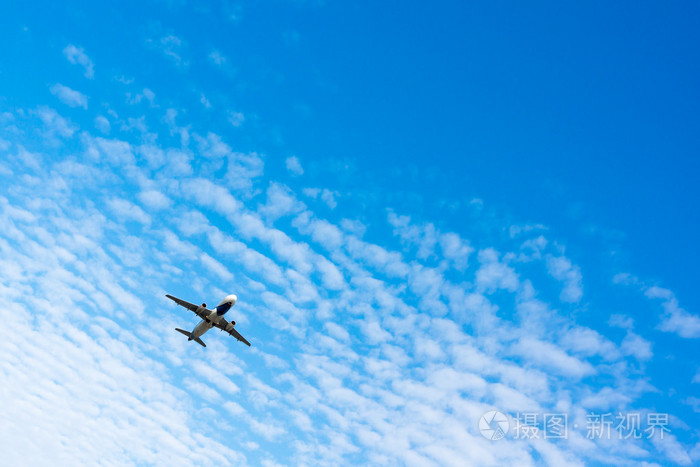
[196, 303, 209, 321]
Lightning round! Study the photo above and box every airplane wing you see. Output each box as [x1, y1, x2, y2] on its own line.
[165, 294, 208, 320]
[214, 318, 252, 347]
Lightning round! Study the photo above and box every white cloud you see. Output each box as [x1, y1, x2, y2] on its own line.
[612, 272, 640, 286]
[513, 337, 596, 379]
[612, 275, 699, 339]
[303, 187, 320, 198]
[138, 144, 165, 169]
[360, 319, 392, 344]
[285, 156, 304, 176]
[344, 236, 409, 278]
[658, 306, 700, 338]
[181, 178, 242, 216]
[509, 223, 548, 238]
[320, 189, 338, 209]
[126, 88, 156, 106]
[200, 253, 234, 281]
[200, 93, 212, 108]
[302, 187, 338, 209]
[560, 326, 620, 361]
[50, 83, 88, 109]
[107, 197, 151, 225]
[260, 183, 304, 221]
[195, 132, 231, 159]
[300, 217, 344, 251]
[138, 189, 172, 210]
[651, 433, 693, 466]
[249, 419, 286, 441]
[174, 210, 210, 237]
[340, 218, 366, 237]
[546, 254, 583, 303]
[439, 232, 473, 271]
[86, 136, 135, 165]
[121, 116, 149, 133]
[315, 256, 345, 290]
[36, 106, 77, 138]
[63, 44, 95, 78]
[14, 145, 41, 171]
[388, 211, 473, 270]
[156, 34, 187, 66]
[143, 88, 156, 104]
[191, 363, 241, 396]
[162, 109, 190, 147]
[475, 248, 518, 293]
[228, 110, 245, 127]
[646, 286, 700, 338]
[324, 322, 351, 342]
[94, 115, 110, 134]
[205, 229, 287, 287]
[161, 230, 199, 259]
[620, 331, 653, 361]
[115, 75, 134, 85]
[388, 211, 438, 259]
[519, 235, 548, 261]
[209, 50, 227, 65]
[608, 314, 634, 330]
[225, 154, 265, 195]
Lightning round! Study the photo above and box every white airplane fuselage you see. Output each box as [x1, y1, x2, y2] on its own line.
[191, 315, 215, 339]
[190, 294, 237, 339]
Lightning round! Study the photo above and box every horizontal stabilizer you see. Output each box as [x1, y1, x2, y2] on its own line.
[175, 328, 191, 338]
[193, 337, 206, 347]
[175, 328, 207, 347]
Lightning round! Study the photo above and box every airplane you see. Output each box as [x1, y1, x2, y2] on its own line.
[166, 293, 251, 348]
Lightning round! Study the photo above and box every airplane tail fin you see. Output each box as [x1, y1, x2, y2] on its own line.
[174, 328, 207, 348]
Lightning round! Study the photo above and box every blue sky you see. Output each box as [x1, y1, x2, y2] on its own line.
[1, 1, 699, 465]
